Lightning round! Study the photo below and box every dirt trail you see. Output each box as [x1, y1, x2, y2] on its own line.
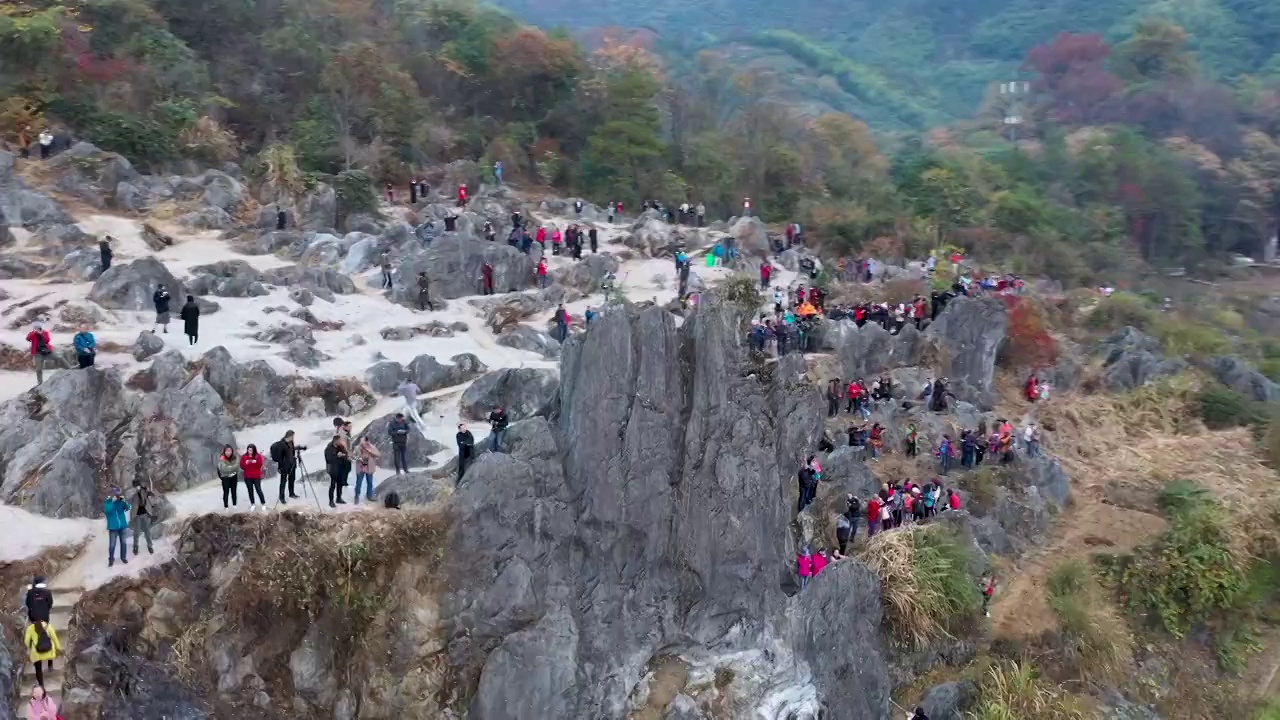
[990, 502, 1166, 640]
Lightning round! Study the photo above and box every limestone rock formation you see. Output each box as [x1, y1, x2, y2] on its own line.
[196, 346, 373, 427]
[496, 324, 561, 358]
[131, 330, 166, 360]
[353, 412, 447, 470]
[823, 320, 925, 380]
[1100, 326, 1188, 391]
[729, 215, 770, 257]
[458, 367, 559, 421]
[88, 258, 185, 311]
[0, 150, 73, 228]
[394, 235, 535, 302]
[926, 295, 1009, 409]
[1208, 355, 1278, 402]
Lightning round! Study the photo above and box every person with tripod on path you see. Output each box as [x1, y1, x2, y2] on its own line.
[324, 435, 350, 507]
[270, 431, 301, 503]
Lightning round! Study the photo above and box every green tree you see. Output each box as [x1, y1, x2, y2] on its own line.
[580, 68, 666, 204]
[1112, 19, 1199, 85]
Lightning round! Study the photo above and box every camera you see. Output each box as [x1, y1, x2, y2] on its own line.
[295, 445, 308, 452]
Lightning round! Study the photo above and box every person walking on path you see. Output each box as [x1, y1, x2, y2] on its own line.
[488, 405, 509, 452]
[417, 272, 433, 311]
[554, 304, 569, 342]
[24, 621, 60, 689]
[389, 413, 411, 474]
[456, 423, 475, 482]
[354, 436, 380, 503]
[99, 236, 112, 273]
[380, 253, 393, 289]
[981, 575, 998, 617]
[24, 577, 52, 624]
[128, 479, 155, 555]
[398, 380, 420, 414]
[73, 324, 96, 368]
[104, 488, 130, 567]
[217, 445, 239, 508]
[27, 323, 52, 385]
[27, 685, 58, 720]
[152, 284, 171, 333]
[240, 444, 267, 510]
[269, 431, 300, 503]
[180, 295, 200, 345]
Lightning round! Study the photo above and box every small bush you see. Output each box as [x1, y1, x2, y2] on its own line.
[1118, 487, 1249, 638]
[966, 661, 1084, 720]
[1045, 561, 1132, 681]
[1086, 292, 1156, 331]
[1152, 316, 1231, 356]
[1197, 383, 1266, 429]
[858, 525, 979, 646]
[720, 275, 765, 319]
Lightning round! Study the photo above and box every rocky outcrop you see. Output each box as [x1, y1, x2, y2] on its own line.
[550, 253, 619, 292]
[1100, 326, 1188, 391]
[194, 346, 374, 427]
[44, 142, 139, 208]
[0, 150, 74, 228]
[88, 258, 185, 311]
[444, 297, 888, 718]
[0, 367, 235, 518]
[729, 216, 770, 257]
[1208, 355, 1278, 402]
[409, 353, 488, 393]
[458, 368, 559, 421]
[260, 265, 356, 296]
[496, 325, 561, 358]
[470, 285, 584, 331]
[353, 412, 447, 470]
[824, 321, 925, 380]
[131, 330, 166, 360]
[30, 223, 94, 258]
[926, 295, 1009, 409]
[394, 236, 535, 302]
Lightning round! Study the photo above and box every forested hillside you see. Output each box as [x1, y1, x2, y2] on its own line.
[1, 0, 1278, 279]
[492, 0, 1280, 127]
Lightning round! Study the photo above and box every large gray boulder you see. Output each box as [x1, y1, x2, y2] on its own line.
[261, 265, 356, 295]
[550, 252, 619, 292]
[926, 295, 1009, 409]
[470, 285, 585, 331]
[353, 413, 446, 470]
[88, 258, 184, 311]
[45, 142, 139, 208]
[0, 367, 234, 518]
[459, 368, 559, 421]
[496, 325, 561, 359]
[195, 346, 374, 428]
[1208, 355, 1278, 403]
[824, 321, 925, 380]
[394, 236, 535, 302]
[443, 297, 883, 718]
[920, 679, 977, 720]
[299, 184, 337, 230]
[729, 216, 770, 257]
[409, 353, 487, 394]
[365, 361, 408, 396]
[186, 261, 270, 298]
[624, 211, 675, 256]
[0, 151, 73, 228]
[1100, 326, 1188, 391]
[131, 330, 166, 360]
[30, 223, 94, 258]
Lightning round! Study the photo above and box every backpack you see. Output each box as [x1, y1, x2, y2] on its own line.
[270, 440, 284, 464]
[35, 333, 51, 356]
[34, 624, 51, 653]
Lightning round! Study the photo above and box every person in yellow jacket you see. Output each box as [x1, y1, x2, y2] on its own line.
[24, 620, 61, 688]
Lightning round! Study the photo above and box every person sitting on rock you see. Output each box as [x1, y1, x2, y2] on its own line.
[72, 324, 96, 369]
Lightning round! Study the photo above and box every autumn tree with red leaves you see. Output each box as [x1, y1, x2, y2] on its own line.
[1022, 32, 1123, 124]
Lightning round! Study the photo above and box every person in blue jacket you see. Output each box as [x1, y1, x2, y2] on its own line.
[103, 488, 131, 567]
[73, 324, 96, 369]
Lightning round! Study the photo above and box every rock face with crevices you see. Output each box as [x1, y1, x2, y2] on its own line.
[1099, 326, 1187, 391]
[88, 257, 185, 311]
[458, 367, 559, 421]
[443, 297, 891, 718]
[926, 295, 1009, 409]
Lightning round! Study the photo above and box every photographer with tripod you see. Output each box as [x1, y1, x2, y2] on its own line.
[270, 431, 303, 504]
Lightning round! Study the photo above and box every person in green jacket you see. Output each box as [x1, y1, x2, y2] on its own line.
[217, 445, 239, 508]
[103, 487, 131, 568]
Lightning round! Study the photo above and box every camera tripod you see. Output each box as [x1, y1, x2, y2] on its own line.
[272, 450, 323, 511]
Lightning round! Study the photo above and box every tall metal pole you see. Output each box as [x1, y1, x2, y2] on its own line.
[1000, 81, 1028, 145]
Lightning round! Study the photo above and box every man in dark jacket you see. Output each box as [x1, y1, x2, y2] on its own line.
[588, 227, 598, 254]
[99, 236, 112, 273]
[270, 430, 300, 502]
[153, 284, 171, 333]
[25, 576, 52, 623]
[388, 414, 410, 474]
[554, 304, 569, 342]
[796, 467, 817, 513]
[487, 406, 509, 452]
[417, 272, 433, 311]
[455, 423, 475, 482]
[324, 435, 349, 507]
[276, 205, 287, 230]
[180, 295, 200, 345]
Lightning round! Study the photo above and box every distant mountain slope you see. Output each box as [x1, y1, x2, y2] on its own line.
[491, 0, 1280, 129]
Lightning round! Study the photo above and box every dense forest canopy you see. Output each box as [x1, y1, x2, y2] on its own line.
[0, 0, 1278, 283]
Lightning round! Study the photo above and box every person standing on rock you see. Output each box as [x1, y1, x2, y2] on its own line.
[457, 182, 468, 207]
[588, 226, 598, 254]
[696, 202, 706, 227]
[417, 272, 433, 311]
[104, 487, 131, 567]
[152, 284, 171, 334]
[455, 423, 475, 482]
[484, 220, 496, 242]
[240, 444, 267, 511]
[410, 179, 419, 205]
[574, 199, 584, 218]
[388, 413, 411, 474]
[218, 445, 240, 508]
[511, 209, 523, 230]
[398, 380, 421, 415]
[270, 431, 300, 503]
[380, 253, 393, 290]
[27, 323, 52, 385]
[488, 405, 509, 452]
[180, 295, 200, 345]
[494, 160, 504, 185]
[554, 304, 569, 342]
[385, 182, 395, 204]
[276, 205, 288, 230]
[324, 435, 348, 507]
[481, 262, 495, 295]
[355, 436, 380, 504]
[826, 378, 841, 417]
[72, 324, 96, 368]
[607, 202, 616, 223]
[537, 258, 549, 289]
[128, 479, 155, 555]
[99, 235, 113, 273]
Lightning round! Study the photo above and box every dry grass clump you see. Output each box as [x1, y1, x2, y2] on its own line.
[966, 661, 1084, 720]
[1044, 561, 1133, 683]
[857, 524, 979, 646]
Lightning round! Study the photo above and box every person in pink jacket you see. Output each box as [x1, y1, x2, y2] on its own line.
[812, 548, 829, 576]
[796, 545, 813, 590]
[28, 685, 58, 720]
[551, 229, 563, 255]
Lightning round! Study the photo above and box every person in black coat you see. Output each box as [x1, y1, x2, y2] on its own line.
[99, 236, 112, 273]
[588, 227, 598, 254]
[324, 435, 349, 507]
[275, 205, 287, 230]
[180, 295, 200, 345]
[25, 576, 52, 623]
[456, 423, 475, 481]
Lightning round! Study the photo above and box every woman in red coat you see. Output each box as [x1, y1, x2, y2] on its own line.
[239, 444, 267, 510]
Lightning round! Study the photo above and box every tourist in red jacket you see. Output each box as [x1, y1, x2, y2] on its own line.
[25, 324, 52, 386]
[239, 444, 267, 510]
